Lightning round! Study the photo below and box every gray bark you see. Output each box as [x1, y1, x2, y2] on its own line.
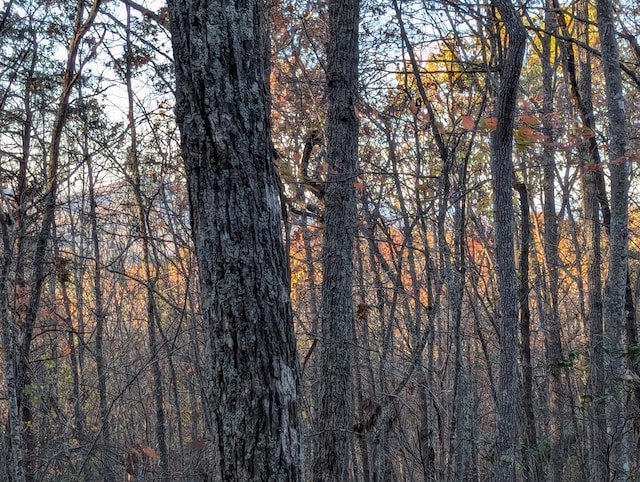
[167, 1, 304, 480]
[0, 213, 25, 482]
[312, 1, 360, 481]
[582, 146, 607, 481]
[595, 0, 630, 476]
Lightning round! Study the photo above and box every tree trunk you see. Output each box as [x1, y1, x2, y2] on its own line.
[0, 215, 26, 482]
[124, 5, 170, 478]
[86, 154, 114, 482]
[312, 1, 360, 481]
[167, 1, 304, 480]
[595, 0, 630, 476]
[14, 3, 101, 480]
[488, 1, 526, 480]
[540, 3, 565, 479]
[515, 182, 540, 480]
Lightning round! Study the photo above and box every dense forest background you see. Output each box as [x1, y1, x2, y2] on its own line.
[1, 0, 639, 480]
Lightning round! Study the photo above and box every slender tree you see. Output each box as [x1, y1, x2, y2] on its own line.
[488, 0, 527, 480]
[596, 0, 631, 475]
[124, 4, 170, 479]
[538, 3, 565, 478]
[166, 1, 304, 479]
[312, 0, 360, 480]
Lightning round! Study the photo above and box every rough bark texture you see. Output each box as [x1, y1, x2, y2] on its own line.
[312, 1, 360, 480]
[489, 1, 526, 480]
[595, 0, 630, 476]
[167, 1, 303, 480]
[572, 12, 607, 478]
[0, 217, 25, 482]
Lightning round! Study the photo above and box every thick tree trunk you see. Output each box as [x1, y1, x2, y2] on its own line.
[312, 1, 360, 481]
[167, 1, 304, 480]
[489, 1, 526, 480]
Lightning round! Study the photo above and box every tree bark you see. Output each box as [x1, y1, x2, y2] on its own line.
[515, 182, 540, 481]
[0, 214, 26, 482]
[489, 1, 526, 480]
[312, 1, 360, 481]
[595, 0, 630, 475]
[167, 1, 304, 480]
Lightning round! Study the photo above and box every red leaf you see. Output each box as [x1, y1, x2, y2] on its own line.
[142, 446, 158, 459]
[461, 116, 475, 131]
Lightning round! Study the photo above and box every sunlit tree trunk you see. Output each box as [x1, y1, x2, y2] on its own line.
[167, 1, 304, 479]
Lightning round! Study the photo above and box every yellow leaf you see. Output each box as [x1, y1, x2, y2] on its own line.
[516, 125, 548, 142]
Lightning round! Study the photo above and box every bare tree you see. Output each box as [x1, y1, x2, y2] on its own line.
[488, 0, 526, 480]
[313, 0, 360, 480]
[596, 0, 631, 475]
